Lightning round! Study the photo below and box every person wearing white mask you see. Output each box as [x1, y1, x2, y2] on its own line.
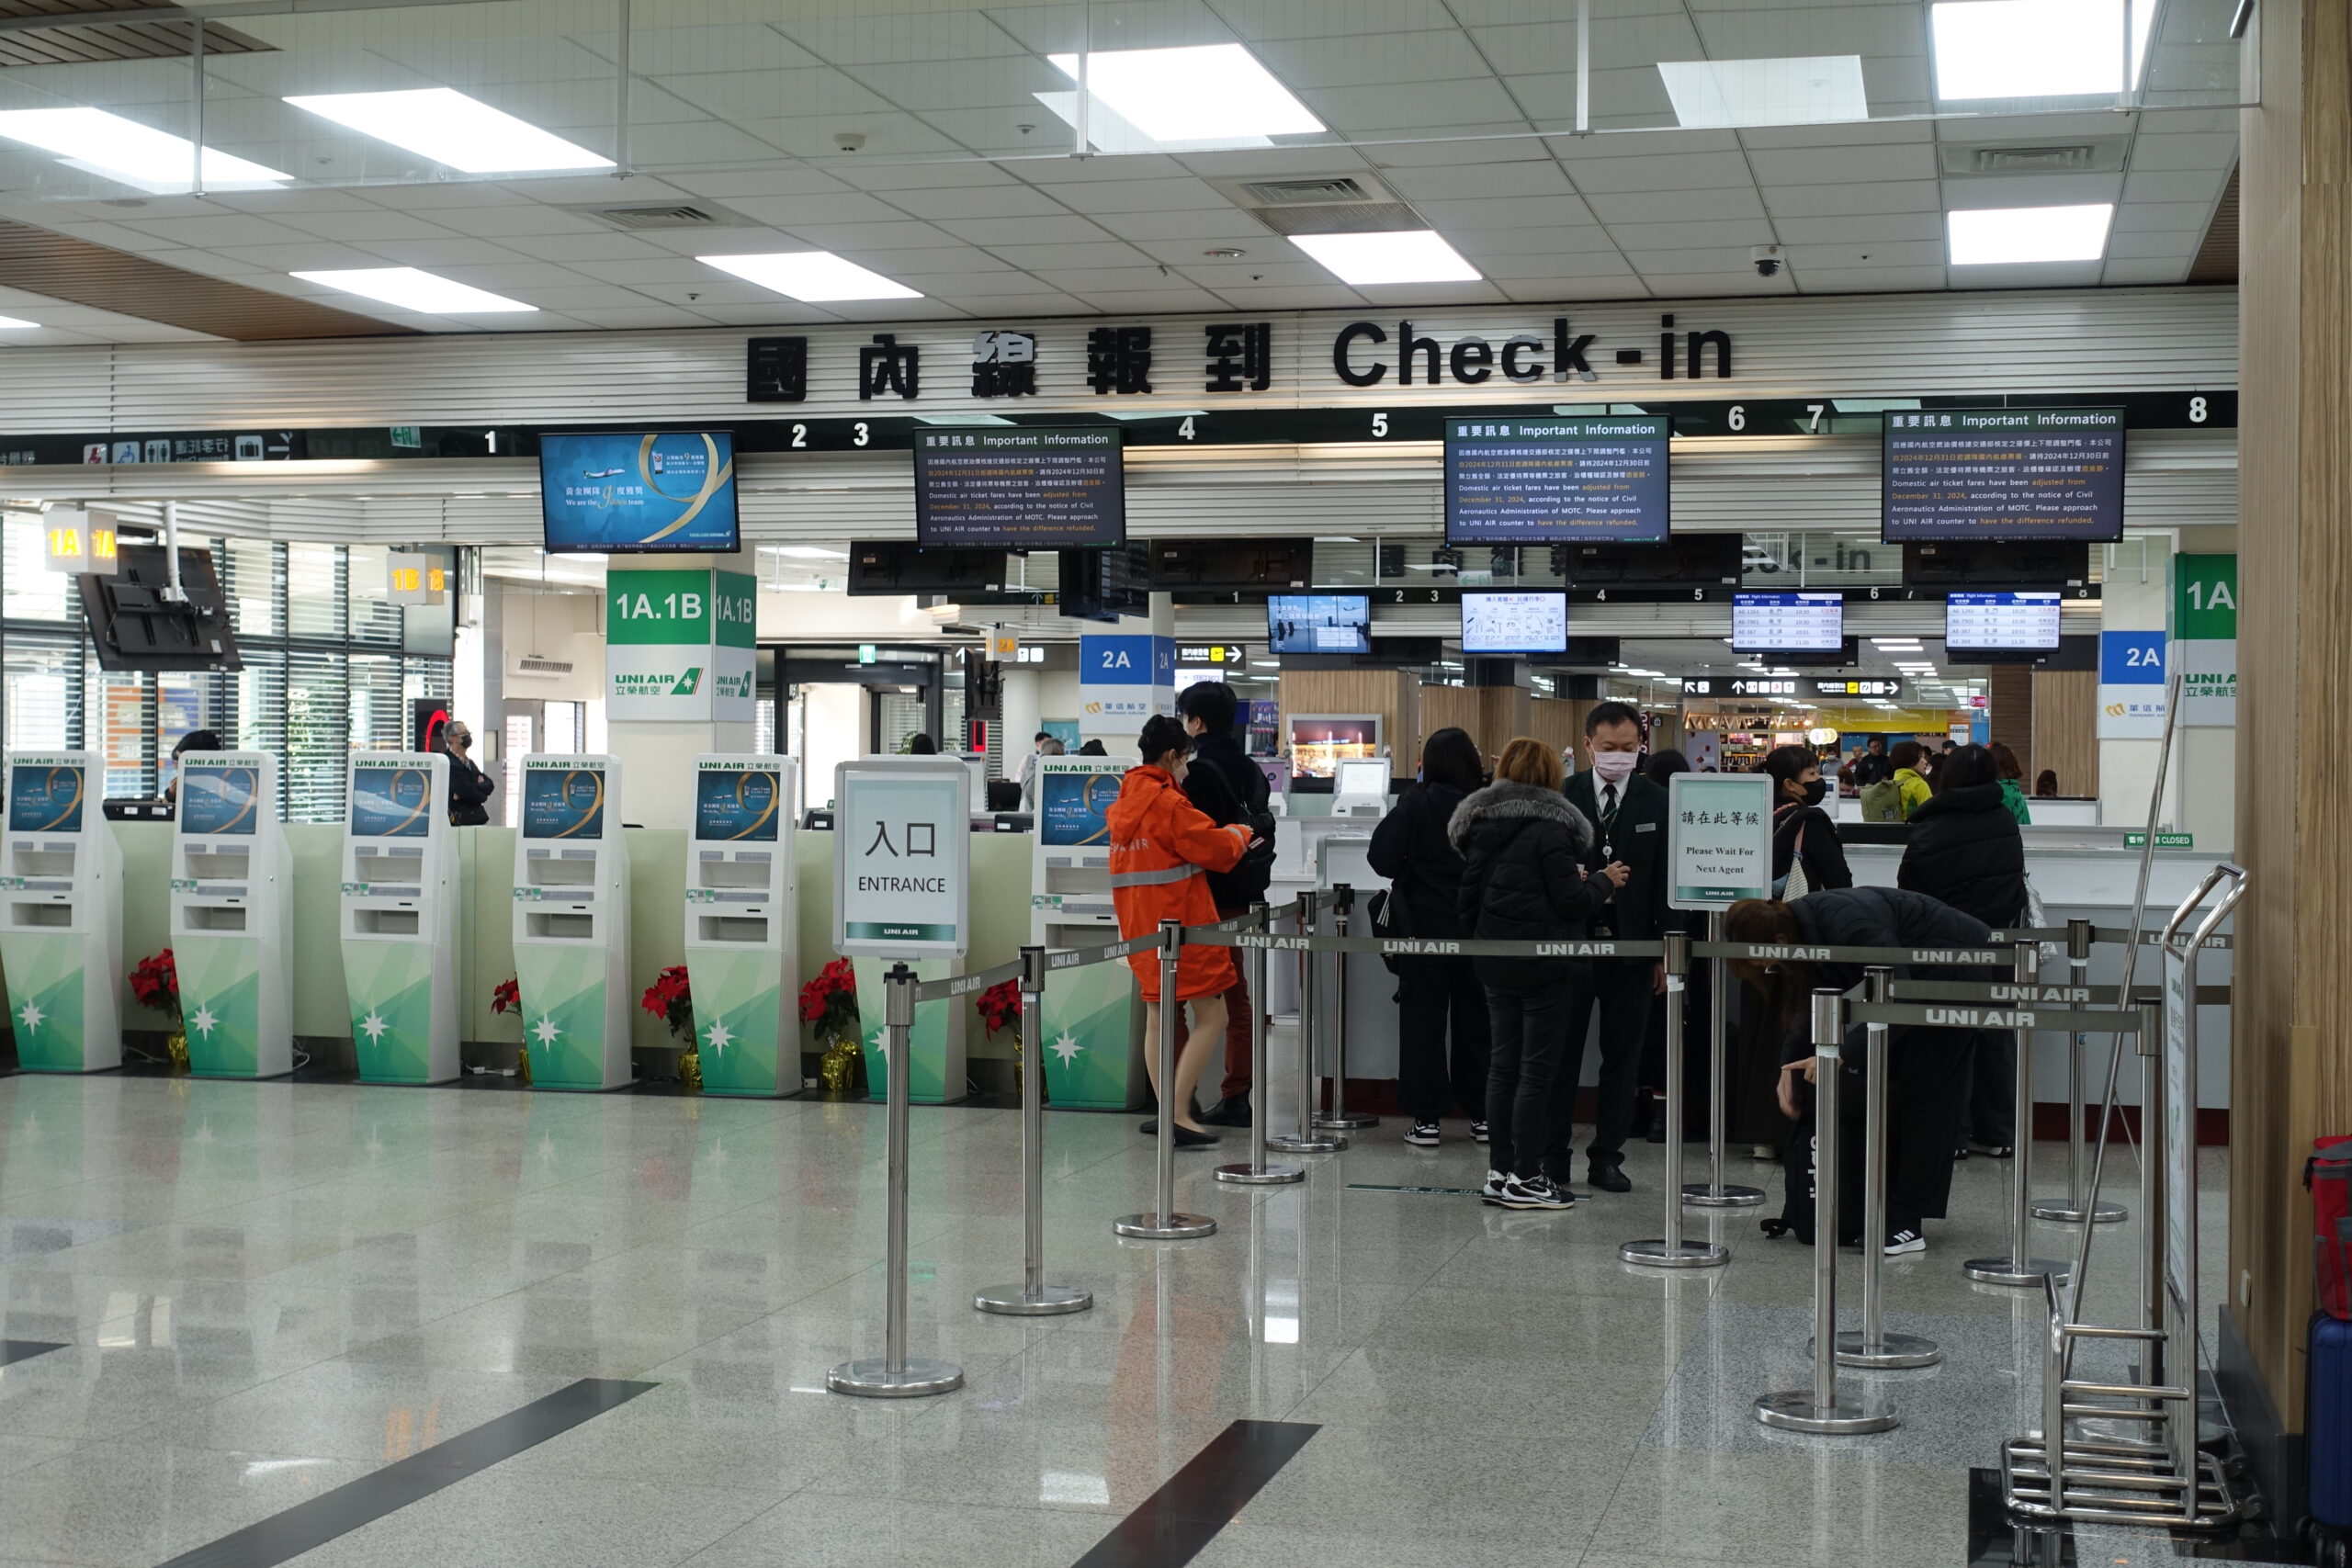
[1542, 701, 1665, 1194]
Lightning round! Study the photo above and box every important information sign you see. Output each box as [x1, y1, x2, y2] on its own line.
[913, 426, 1125, 548]
[1444, 416, 1670, 544]
[1881, 408, 2125, 542]
[1667, 772, 1774, 911]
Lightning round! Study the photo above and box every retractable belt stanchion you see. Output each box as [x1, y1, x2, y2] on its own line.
[1832, 967, 1941, 1370]
[1313, 883, 1377, 1131]
[1218, 902, 1305, 1187]
[830, 964, 963, 1397]
[1115, 919, 1217, 1241]
[1622, 931, 1725, 1269]
[2033, 918, 2126, 1225]
[1757, 987, 1894, 1434]
[1966, 942, 2072, 1287]
[1685, 910, 1766, 1209]
[976, 946, 1094, 1315]
[1270, 890, 1346, 1156]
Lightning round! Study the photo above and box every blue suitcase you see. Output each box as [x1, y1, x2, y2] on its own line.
[2312, 1313, 2352, 1551]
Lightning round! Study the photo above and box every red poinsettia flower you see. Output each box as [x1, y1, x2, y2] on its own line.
[128, 949, 180, 1015]
[490, 976, 520, 1015]
[975, 978, 1023, 1035]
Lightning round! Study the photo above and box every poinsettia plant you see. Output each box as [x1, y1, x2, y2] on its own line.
[129, 949, 179, 1020]
[798, 957, 857, 1039]
[975, 978, 1022, 1036]
[490, 976, 519, 1016]
[641, 964, 694, 1042]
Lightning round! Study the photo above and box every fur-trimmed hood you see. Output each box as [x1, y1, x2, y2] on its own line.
[1447, 779, 1595, 855]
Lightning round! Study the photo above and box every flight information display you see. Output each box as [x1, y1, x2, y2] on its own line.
[1881, 408, 2125, 541]
[913, 426, 1125, 547]
[1444, 416, 1670, 545]
[1732, 592, 1844, 652]
[1946, 591, 2064, 651]
[1460, 591, 1568, 654]
[1267, 594, 1371, 655]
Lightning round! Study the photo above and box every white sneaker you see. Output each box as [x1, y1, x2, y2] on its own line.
[1885, 1227, 1926, 1256]
[1404, 1121, 1442, 1147]
[1498, 1175, 1575, 1212]
[1478, 1169, 1509, 1206]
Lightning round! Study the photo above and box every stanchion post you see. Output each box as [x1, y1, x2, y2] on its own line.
[1114, 920, 1216, 1241]
[976, 947, 1093, 1314]
[1757, 987, 1894, 1434]
[2033, 918, 2124, 1224]
[1832, 967, 1940, 1370]
[1685, 910, 1765, 1208]
[830, 964, 964, 1397]
[2138, 998, 2165, 1349]
[1219, 902, 1304, 1186]
[1314, 884, 1377, 1131]
[1966, 942, 2072, 1287]
[1623, 931, 1724, 1268]
[1270, 891, 1345, 1156]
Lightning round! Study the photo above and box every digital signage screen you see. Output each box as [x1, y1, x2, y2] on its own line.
[913, 426, 1125, 548]
[1038, 769, 1122, 849]
[1267, 594, 1371, 655]
[1460, 591, 1568, 655]
[1732, 592, 1845, 653]
[522, 766, 606, 840]
[181, 763, 261, 836]
[7, 762, 83, 833]
[695, 767, 781, 842]
[539, 431, 740, 554]
[1945, 591, 2064, 652]
[1444, 416, 1670, 545]
[350, 763, 434, 839]
[1881, 408, 2125, 542]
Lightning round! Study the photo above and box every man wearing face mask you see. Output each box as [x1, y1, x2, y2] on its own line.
[1543, 701, 1666, 1193]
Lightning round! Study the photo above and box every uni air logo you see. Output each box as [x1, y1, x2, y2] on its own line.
[673, 666, 703, 694]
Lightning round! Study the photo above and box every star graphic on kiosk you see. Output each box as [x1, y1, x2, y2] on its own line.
[15, 1000, 42, 1033]
[531, 1016, 561, 1046]
[867, 1025, 888, 1060]
[703, 1018, 734, 1058]
[358, 1010, 389, 1042]
[189, 1004, 219, 1038]
[1049, 1031, 1084, 1066]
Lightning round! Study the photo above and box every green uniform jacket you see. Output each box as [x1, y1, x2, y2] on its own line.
[1564, 769, 1675, 940]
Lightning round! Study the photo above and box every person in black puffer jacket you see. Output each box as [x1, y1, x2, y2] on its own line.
[1450, 737, 1624, 1211]
[1897, 743, 2029, 1156]
[1370, 727, 1488, 1147]
[1175, 681, 1278, 1128]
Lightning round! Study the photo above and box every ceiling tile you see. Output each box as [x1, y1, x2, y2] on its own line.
[1007, 153, 1195, 184]
[1032, 265, 1208, 292]
[119, 214, 320, 248]
[1602, 218, 1777, 250]
[2105, 231, 2201, 260]
[1479, 251, 1645, 281]
[1558, 151, 1755, 192]
[2123, 167, 2232, 204]
[1943, 173, 2125, 208]
[1089, 209, 1273, 243]
[1761, 179, 1941, 217]
[1414, 193, 1604, 230]
[645, 68, 899, 124]
[1736, 119, 1937, 149]
[1585, 186, 1767, 223]
[1044, 176, 1235, 215]
[718, 191, 915, 227]
[1746, 143, 1938, 185]
[1796, 265, 1951, 293]
[1190, 283, 1369, 309]
[2128, 133, 2239, 172]
[880, 184, 1077, 221]
[889, 289, 1096, 316]
[2099, 258, 2192, 285]
[2112, 200, 2221, 232]
[1173, 146, 1373, 177]
[778, 12, 1035, 65]
[1786, 238, 1946, 269]
[988, 241, 1154, 270]
[1382, 160, 1578, 201]
[347, 236, 537, 267]
[668, 168, 859, 199]
[934, 213, 1117, 246]
[494, 231, 675, 263]
[1051, 288, 1235, 312]
[842, 58, 1062, 113]
[569, 256, 731, 285]
[1446, 223, 1619, 258]
[1250, 30, 1494, 90]
[1632, 268, 1794, 296]
[1768, 211, 1944, 243]
[279, 210, 464, 243]
[1298, 79, 1528, 132]
[214, 240, 401, 272]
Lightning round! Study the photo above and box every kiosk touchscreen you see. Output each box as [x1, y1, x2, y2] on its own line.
[511, 754, 631, 1090]
[1030, 754, 1142, 1109]
[0, 751, 121, 1072]
[1330, 757, 1392, 818]
[684, 754, 797, 1098]
[171, 752, 293, 1078]
[340, 753, 458, 1085]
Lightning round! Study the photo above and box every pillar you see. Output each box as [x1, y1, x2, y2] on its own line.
[602, 550, 756, 829]
[1076, 591, 1174, 753]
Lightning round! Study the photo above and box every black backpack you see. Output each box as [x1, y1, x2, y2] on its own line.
[1186, 755, 1276, 910]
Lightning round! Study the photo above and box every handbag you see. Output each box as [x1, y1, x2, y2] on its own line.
[1770, 804, 1813, 902]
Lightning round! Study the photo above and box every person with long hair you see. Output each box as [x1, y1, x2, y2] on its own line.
[1985, 740, 2033, 824]
[1370, 727, 1489, 1147]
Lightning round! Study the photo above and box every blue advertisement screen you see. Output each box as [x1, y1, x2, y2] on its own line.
[1267, 594, 1371, 655]
[695, 768, 781, 842]
[1039, 770, 1122, 848]
[181, 764, 260, 836]
[7, 763, 83, 833]
[539, 431, 740, 554]
[523, 767, 606, 840]
[351, 764, 434, 839]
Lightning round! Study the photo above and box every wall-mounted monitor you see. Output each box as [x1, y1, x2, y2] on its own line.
[349, 762, 434, 839]
[7, 761, 84, 833]
[1881, 408, 2124, 543]
[540, 431, 740, 554]
[694, 766, 782, 842]
[1267, 594, 1371, 655]
[1732, 592, 1844, 653]
[522, 765, 607, 840]
[180, 762, 262, 836]
[1460, 590, 1568, 655]
[1945, 591, 2064, 654]
[913, 426, 1125, 548]
[1445, 416, 1670, 545]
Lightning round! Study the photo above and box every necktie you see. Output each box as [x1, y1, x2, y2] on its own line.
[1600, 782, 1618, 859]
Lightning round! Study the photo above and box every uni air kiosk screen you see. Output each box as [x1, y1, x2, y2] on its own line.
[341, 753, 458, 1085]
[172, 753, 293, 1078]
[0, 750, 120, 1072]
[685, 755, 797, 1099]
[836, 756, 970, 1105]
[1031, 755, 1144, 1111]
[514, 755, 631, 1090]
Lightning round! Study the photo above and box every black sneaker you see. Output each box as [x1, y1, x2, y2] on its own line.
[1471, 1121, 1490, 1144]
[1885, 1227, 1926, 1256]
[1586, 1159, 1632, 1194]
[1478, 1169, 1509, 1205]
[1198, 1094, 1252, 1127]
[1404, 1121, 1441, 1147]
[1498, 1175, 1574, 1211]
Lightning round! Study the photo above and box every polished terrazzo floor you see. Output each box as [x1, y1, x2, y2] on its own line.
[0, 1070, 2235, 1568]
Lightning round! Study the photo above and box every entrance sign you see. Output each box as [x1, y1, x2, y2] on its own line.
[1667, 771, 1775, 910]
[835, 756, 971, 958]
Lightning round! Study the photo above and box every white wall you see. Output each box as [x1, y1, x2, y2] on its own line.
[800, 683, 864, 812]
[756, 590, 944, 641]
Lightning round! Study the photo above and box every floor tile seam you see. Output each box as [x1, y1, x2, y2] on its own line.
[650, 1483, 821, 1567]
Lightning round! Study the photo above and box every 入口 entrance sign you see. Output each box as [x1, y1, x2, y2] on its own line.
[834, 757, 971, 958]
[1668, 772, 1776, 910]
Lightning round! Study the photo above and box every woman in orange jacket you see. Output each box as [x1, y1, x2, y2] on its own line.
[1109, 714, 1256, 1147]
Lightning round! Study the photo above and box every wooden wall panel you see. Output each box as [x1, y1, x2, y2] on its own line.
[2029, 670, 2099, 798]
[1989, 663, 2035, 769]
[1529, 697, 1593, 761]
[1478, 685, 1532, 752]
[1415, 684, 1479, 761]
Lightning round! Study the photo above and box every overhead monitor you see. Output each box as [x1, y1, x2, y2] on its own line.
[694, 765, 782, 842]
[1732, 591, 1845, 653]
[913, 425, 1125, 548]
[1038, 769, 1121, 849]
[7, 760, 84, 833]
[179, 761, 263, 835]
[1460, 590, 1568, 655]
[1881, 407, 2125, 543]
[1945, 590, 2064, 653]
[539, 431, 740, 554]
[522, 764, 607, 840]
[1267, 594, 1371, 655]
[1444, 416, 1671, 545]
[349, 762, 435, 839]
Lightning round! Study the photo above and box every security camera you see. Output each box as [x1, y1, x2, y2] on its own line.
[832, 130, 866, 153]
[1751, 244, 1784, 278]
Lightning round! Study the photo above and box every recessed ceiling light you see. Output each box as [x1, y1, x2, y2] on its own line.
[1948, 203, 2114, 265]
[284, 88, 611, 174]
[0, 107, 287, 191]
[1290, 229, 1481, 286]
[1656, 55, 1870, 129]
[0, 316, 36, 329]
[290, 267, 537, 313]
[1046, 44, 1323, 142]
[696, 252, 920, 302]
[1930, 0, 2155, 99]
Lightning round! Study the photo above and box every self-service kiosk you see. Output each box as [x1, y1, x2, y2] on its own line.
[1030, 753, 1141, 1109]
[512, 754, 630, 1091]
[0, 750, 120, 1072]
[340, 752, 458, 1085]
[172, 751, 293, 1078]
[684, 754, 797, 1098]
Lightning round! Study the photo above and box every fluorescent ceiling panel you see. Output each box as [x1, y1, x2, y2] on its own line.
[1289, 229, 1481, 286]
[284, 88, 611, 174]
[0, 316, 35, 329]
[1031, 91, 1270, 155]
[0, 107, 287, 191]
[290, 267, 537, 313]
[1046, 44, 1323, 142]
[1931, 0, 2156, 98]
[1947, 203, 2113, 264]
[696, 251, 921, 302]
[1656, 55, 1870, 130]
